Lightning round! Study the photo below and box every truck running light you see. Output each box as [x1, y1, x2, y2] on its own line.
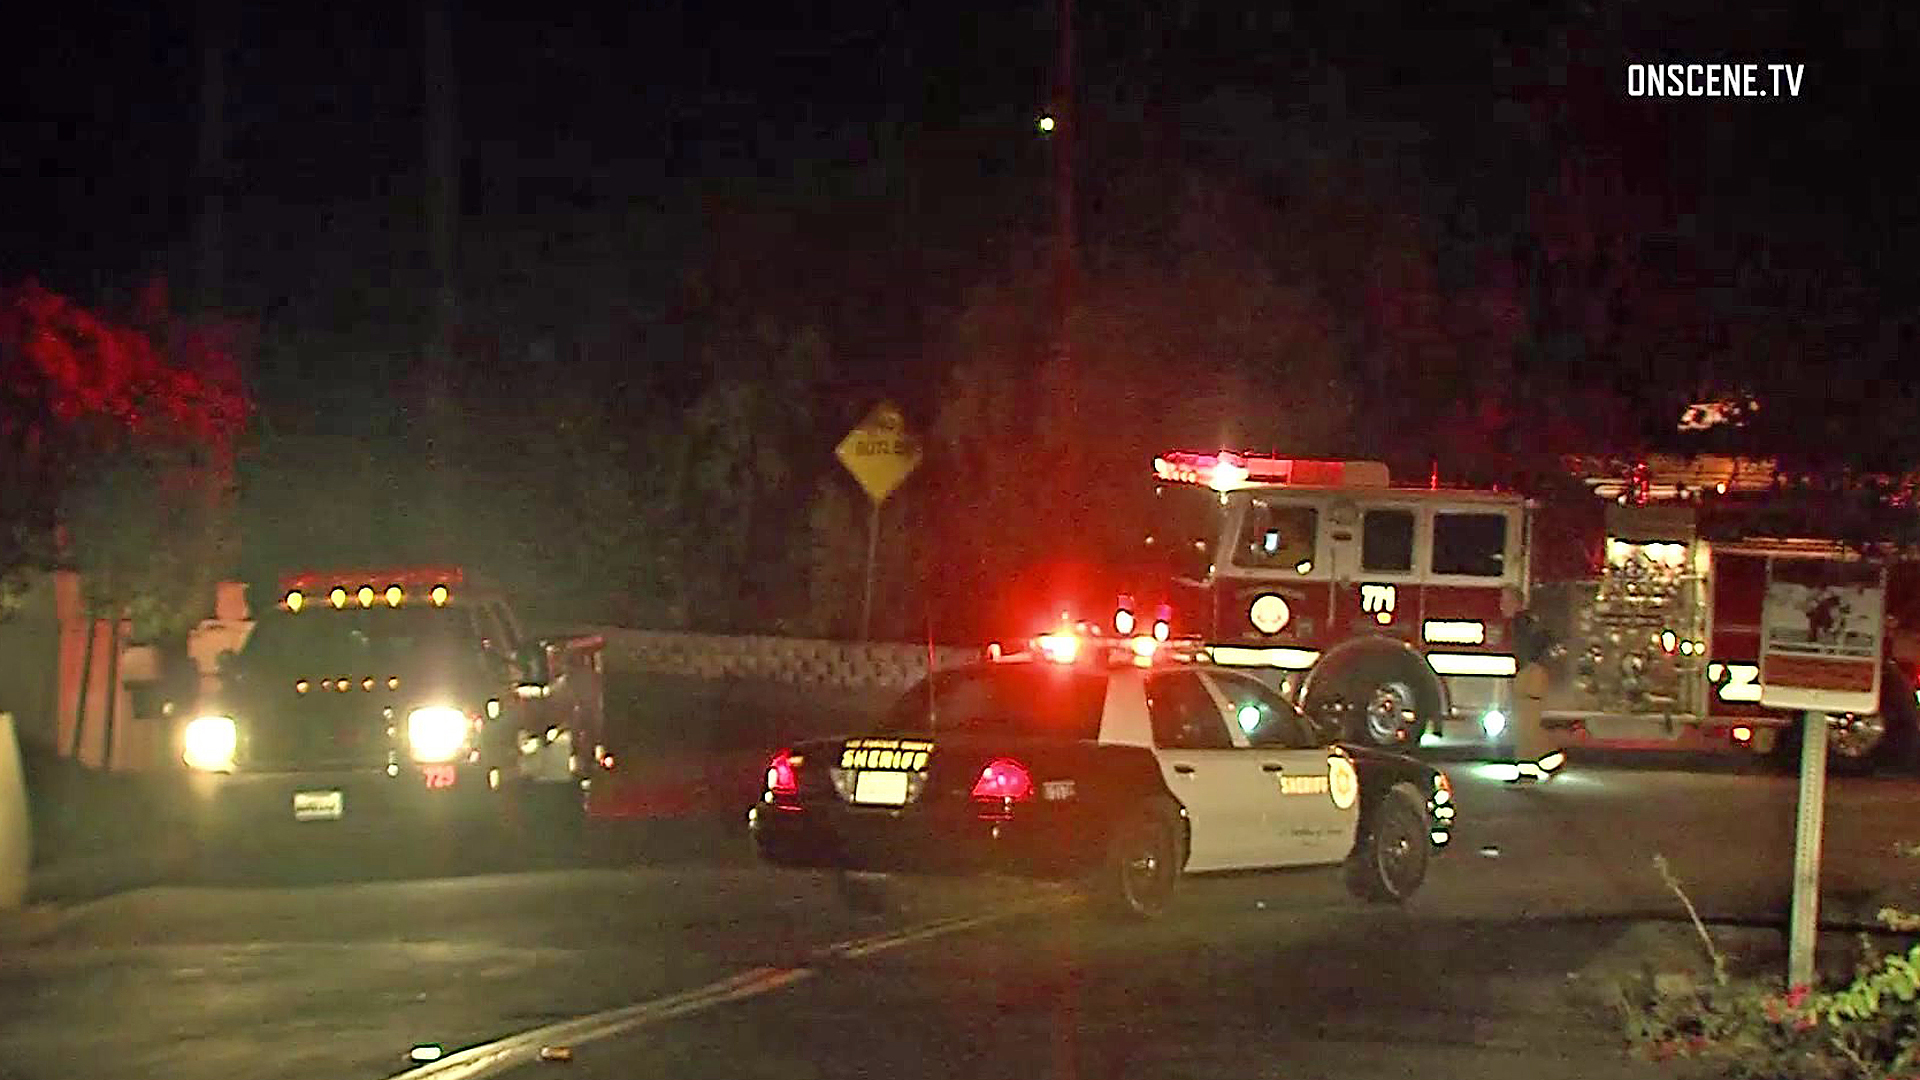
[766, 750, 799, 796]
[971, 758, 1033, 801]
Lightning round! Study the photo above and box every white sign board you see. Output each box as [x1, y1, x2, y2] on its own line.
[1759, 558, 1885, 714]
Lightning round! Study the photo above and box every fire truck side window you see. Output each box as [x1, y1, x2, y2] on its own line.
[1360, 509, 1415, 573]
[1232, 500, 1318, 570]
[1431, 512, 1508, 577]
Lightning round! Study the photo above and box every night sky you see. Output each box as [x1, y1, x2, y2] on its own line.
[5, 1, 1918, 392]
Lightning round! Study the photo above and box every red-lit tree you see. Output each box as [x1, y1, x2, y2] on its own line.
[0, 280, 250, 633]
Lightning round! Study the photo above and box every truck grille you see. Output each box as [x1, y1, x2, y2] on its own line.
[243, 700, 394, 770]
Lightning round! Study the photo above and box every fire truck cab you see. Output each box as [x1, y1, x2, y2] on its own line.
[1130, 452, 1528, 749]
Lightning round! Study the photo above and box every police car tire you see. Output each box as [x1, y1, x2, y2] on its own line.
[1344, 783, 1430, 904]
[1090, 798, 1183, 919]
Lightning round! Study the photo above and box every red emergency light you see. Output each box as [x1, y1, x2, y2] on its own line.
[1152, 451, 1390, 491]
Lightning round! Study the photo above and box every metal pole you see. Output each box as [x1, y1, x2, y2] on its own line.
[1788, 708, 1829, 988]
[861, 500, 881, 641]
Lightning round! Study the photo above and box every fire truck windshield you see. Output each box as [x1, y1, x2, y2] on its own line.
[1146, 483, 1228, 582]
[238, 606, 478, 673]
[1232, 499, 1318, 570]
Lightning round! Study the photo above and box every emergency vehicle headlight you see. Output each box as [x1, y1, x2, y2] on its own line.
[183, 715, 237, 771]
[407, 706, 469, 763]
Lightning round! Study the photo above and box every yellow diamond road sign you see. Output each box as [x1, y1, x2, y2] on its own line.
[836, 401, 922, 504]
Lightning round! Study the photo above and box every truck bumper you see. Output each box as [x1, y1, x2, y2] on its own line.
[184, 763, 531, 847]
[746, 799, 1100, 880]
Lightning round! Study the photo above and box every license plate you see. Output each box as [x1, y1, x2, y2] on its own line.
[293, 790, 344, 821]
[851, 770, 909, 806]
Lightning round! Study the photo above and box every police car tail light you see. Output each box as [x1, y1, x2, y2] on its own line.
[1036, 633, 1080, 664]
[766, 749, 800, 796]
[970, 758, 1033, 801]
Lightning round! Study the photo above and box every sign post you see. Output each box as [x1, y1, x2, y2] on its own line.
[834, 402, 922, 640]
[1759, 556, 1886, 987]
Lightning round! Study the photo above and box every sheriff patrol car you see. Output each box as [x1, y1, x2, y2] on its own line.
[748, 629, 1455, 917]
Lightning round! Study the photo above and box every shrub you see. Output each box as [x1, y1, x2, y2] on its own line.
[1618, 854, 1920, 1080]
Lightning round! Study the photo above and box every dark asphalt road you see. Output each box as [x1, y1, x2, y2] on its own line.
[3, 752, 1917, 1080]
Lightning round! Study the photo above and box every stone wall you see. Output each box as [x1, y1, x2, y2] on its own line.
[581, 627, 981, 691]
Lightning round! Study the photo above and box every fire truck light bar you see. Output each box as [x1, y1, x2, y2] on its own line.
[278, 566, 466, 593]
[1154, 452, 1390, 492]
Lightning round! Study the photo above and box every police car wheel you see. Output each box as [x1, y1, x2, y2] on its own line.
[1091, 799, 1183, 919]
[1345, 783, 1429, 904]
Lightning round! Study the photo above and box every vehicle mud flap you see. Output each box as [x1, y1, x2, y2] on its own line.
[497, 781, 588, 868]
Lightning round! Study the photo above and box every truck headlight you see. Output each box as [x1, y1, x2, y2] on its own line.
[183, 715, 237, 771]
[407, 706, 469, 763]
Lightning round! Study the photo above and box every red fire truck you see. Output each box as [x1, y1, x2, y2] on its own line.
[1528, 455, 1920, 773]
[1111, 451, 1529, 751]
[1109, 451, 1920, 773]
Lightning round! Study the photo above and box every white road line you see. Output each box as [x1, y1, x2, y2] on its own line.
[399, 897, 1067, 1080]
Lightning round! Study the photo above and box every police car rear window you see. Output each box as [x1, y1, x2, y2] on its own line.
[879, 667, 1108, 741]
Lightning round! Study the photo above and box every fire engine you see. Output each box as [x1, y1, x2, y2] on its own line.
[1112, 451, 1527, 751]
[1530, 455, 1920, 773]
[1112, 451, 1920, 773]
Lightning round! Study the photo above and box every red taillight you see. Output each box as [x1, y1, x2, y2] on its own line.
[766, 750, 799, 796]
[971, 758, 1034, 801]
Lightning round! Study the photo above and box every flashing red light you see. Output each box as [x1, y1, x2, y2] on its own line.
[422, 764, 457, 789]
[1036, 633, 1080, 664]
[971, 758, 1034, 801]
[766, 749, 799, 796]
